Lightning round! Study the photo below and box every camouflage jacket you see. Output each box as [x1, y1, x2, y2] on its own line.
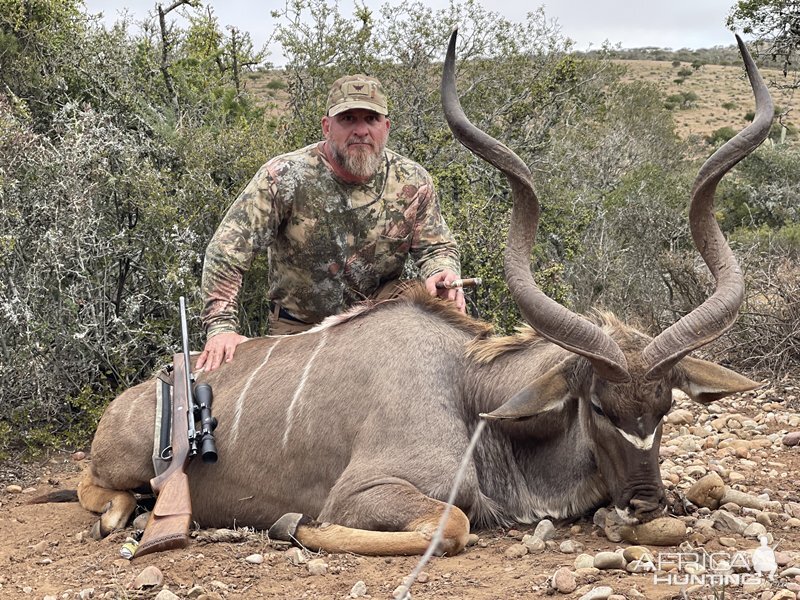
[201, 142, 460, 336]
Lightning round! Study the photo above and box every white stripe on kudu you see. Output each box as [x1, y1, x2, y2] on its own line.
[230, 337, 282, 446]
[616, 427, 656, 451]
[283, 330, 328, 448]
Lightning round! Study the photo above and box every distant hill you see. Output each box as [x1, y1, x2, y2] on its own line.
[243, 47, 797, 143]
[618, 58, 796, 141]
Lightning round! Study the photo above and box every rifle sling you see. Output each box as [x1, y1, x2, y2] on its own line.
[152, 366, 174, 477]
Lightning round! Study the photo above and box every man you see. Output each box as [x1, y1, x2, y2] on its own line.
[197, 74, 463, 372]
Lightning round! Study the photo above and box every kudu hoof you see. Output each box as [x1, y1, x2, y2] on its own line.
[268, 512, 312, 544]
[89, 519, 106, 540]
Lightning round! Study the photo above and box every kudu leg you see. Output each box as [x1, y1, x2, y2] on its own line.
[270, 482, 470, 556]
[77, 472, 138, 539]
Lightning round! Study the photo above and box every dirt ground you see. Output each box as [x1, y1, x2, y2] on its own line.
[2, 380, 800, 600]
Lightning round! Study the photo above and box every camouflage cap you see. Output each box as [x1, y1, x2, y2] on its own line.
[326, 74, 388, 117]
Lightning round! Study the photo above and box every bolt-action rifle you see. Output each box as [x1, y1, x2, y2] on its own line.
[135, 297, 218, 557]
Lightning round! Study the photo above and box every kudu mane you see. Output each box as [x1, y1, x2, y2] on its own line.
[313, 282, 494, 339]
[467, 311, 651, 365]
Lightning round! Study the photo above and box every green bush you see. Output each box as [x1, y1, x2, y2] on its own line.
[706, 126, 737, 145]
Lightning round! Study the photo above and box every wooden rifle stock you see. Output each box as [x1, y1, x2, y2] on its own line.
[134, 353, 193, 557]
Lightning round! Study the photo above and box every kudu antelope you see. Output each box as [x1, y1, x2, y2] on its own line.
[75, 31, 771, 556]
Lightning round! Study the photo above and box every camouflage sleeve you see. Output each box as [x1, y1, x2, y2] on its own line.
[201, 164, 283, 338]
[410, 174, 461, 280]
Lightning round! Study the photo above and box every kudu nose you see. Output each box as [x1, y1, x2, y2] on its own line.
[628, 497, 666, 522]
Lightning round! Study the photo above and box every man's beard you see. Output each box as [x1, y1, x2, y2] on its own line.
[329, 136, 385, 179]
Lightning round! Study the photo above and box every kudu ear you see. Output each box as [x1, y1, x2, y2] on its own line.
[673, 356, 762, 404]
[481, 365, 572, 420]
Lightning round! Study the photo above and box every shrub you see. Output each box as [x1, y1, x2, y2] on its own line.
[706, 126, 737, 145]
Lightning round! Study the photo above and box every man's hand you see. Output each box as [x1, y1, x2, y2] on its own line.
[196, 332, 248, 372]
[425, 270, 466, 313]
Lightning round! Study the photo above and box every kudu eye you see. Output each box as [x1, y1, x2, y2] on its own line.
[591, 402, 606, 418]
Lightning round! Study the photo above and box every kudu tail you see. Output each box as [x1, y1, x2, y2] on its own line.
[26, 489, 79, 504]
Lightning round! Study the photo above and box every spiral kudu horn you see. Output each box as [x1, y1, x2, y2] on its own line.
[441, 27, 630, 382]
[642, 35, 773, 379]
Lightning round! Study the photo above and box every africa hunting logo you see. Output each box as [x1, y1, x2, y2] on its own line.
[639, 536, 778, 586]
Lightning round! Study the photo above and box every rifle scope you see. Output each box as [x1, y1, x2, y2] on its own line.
[194, 382, 218, 463]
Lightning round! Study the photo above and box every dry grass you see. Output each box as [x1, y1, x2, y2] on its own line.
[618, 59, 797, 140]
[242, 60, 797, 140]
[243, 70, 291, 116]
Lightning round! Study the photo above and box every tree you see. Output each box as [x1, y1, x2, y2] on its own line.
[728, 0, 800, 84]
[0, 0, 276, 456]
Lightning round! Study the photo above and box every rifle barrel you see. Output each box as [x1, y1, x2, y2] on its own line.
[179, 297, 198, 455]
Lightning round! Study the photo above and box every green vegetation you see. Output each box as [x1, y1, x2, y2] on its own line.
[665, 91, 699, 110]
[1, 0, 798, 457]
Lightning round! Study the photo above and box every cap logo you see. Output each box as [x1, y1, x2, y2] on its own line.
[326, 75, 388, 116]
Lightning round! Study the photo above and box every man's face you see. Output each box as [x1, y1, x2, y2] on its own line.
[322, 109, 390, 179]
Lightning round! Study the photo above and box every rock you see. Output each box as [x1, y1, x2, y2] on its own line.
[574, 554, 595, 569]
[132, 512, 150, 530]
[417, 572, 430, 583]
[593, 551, 626, 570]
[719, 537, 738, 547]
[466, 533, 479, 547]
[533, 519, 556, 541]
[286, 547, 306, 565]
[685, 465, 707, 479]
[712, 510, 748, 535]
[743, 579, 767, 593]
[5, 485, 22, 494]
[71, 451, 86, 461]
[392, 584, 409, 599]
[187, 586, 206, 598]
[245, 553, 264, 564]
[729, 471, 747, 483]
[504, 543, 528, 559]
[593, 507, 609, 528]
[666, 409, 694, 426]
[684, 562, 706, 575]
[551, 567, 577, 593]
[743, 522, 768, 539]
[782, 432, 800, 447]
[78, 589, 95, 599]
[686, 473, 725, 509]
[154, 591, 180, 600]
[626, 559, 656, 574]
[721, 488, 767, 510]
[132, 566, 163, 589]
[770, 591, 796, 600]
[603, 510, 627, 543]
[349, 581, 367, 598]
[620, 517, 686, 546]
[787, 518, 800, 528]
[578, 586, 614, 600]
[522, 535, 545, 553]
[559, 540, 578, 554]
[622, 546, 652, 562]
[779, 567, 800, 577]
[307, 558, 328, 575]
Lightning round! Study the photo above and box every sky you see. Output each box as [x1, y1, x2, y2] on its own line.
[83, 0, 742, 64]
